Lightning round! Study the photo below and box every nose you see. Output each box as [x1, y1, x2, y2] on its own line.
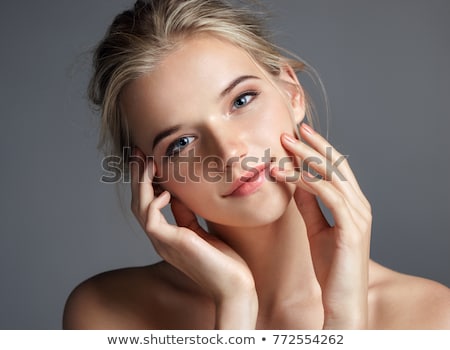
[203, 120, 248, 171]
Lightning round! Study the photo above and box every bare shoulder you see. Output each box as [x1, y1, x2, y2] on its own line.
[63, 262, 214, 329]
[368, 261, 450, 329]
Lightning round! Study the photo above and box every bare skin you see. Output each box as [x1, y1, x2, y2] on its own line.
[63, 261, 450, 329]
[63, 35, 450, 330]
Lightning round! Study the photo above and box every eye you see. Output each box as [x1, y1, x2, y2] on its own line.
[165, 136, 195, 156]
[232, 91, 259, 110]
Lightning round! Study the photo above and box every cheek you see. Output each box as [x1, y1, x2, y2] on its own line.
[260, 92, 295, 128]
[268, 97, 299, 134]
[164, 178, 217, 220]
[248, 97, 296, 153]
[157, 161, 213, 198]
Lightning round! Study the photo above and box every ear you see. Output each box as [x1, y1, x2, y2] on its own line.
[277, 63, 306, 125]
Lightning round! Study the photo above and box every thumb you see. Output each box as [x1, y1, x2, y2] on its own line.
[294, 187, 328, 237]
[170, 197, 205, 235]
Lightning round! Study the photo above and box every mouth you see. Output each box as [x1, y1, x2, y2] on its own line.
[223, 163, 270, 197]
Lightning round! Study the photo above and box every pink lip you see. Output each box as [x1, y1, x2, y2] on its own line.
[223, 163, 268, 197]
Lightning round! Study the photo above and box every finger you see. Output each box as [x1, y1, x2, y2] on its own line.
[301, 172, 357, 233]
[130, 147, 146, 215]
[170, 197, 207, 238]
[146, 194, 224, 277]
[138, 153, 156, 217]
[270, 165, 302, 184]
[271, 165, 338, 235]
[298, 124, 370, 208]
[272, 164, 365, 235]
[299, 123, 357, 184]
[293, 187, 329, 236]
[270, 165, 332, 228]
[145, 191, 173, 237]
[281, 133, 347, 183]
[280, 133, 370, 212]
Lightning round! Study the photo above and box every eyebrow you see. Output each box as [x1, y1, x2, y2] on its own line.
[220, 75, 260, 98]
[152, 124, 182, 151]
[152, 75, 260, 151]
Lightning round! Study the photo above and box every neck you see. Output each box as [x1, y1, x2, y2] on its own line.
[207, 199, 321, 317]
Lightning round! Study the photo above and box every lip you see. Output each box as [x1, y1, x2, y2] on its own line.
[223, 163, 269, 197]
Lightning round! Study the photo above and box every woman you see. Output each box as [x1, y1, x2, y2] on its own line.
[63, 0, 450, 329]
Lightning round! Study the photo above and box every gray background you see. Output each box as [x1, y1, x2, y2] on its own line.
[0, 0, 448, 329]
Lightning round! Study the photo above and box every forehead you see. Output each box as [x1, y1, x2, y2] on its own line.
[154, 34, 260, 90]
[121, 35, 266, 141]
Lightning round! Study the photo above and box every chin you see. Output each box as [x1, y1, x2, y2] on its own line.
[201, 182, 295, 228]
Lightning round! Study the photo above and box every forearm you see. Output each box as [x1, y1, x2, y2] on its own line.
[322, 270, 369, 330]
[322, 305, 368, 330]
[214, 290, 258, 330]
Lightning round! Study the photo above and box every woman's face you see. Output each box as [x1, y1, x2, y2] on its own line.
[121, 34, 305, 227]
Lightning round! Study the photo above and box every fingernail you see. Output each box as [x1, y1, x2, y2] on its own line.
[301, 122, 314, 135]
[160, 190, 171, 199]
[282, 133, 297, 144]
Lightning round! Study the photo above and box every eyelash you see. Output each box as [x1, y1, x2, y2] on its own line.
[232, 91, 260, 110]
[165, 135, 196, 157]
[163, 91, 260, 157]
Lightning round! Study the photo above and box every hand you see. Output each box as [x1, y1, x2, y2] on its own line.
[130, 147, 258, 329]
[271, 123, 372, 329]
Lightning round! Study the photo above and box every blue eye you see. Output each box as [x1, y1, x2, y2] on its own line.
[232, 92, 258, 109]
[166, 136, 195, 156]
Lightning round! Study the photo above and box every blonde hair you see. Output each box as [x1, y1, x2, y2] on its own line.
[89, 0, 318, 174]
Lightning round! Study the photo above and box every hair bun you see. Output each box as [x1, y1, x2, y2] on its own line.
[134, 0, 148, 11]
